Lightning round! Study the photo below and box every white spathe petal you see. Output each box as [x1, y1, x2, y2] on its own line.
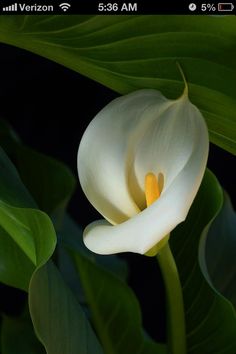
[132, 95, 208, 194]
[78, 89, 171, 224]
[83, 129, 208, 256]
[79, 88, 209, 255]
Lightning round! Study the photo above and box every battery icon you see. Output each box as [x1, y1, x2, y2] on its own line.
[218, 2, 234, 11]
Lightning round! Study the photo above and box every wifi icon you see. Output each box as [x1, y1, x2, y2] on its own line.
[59, 2, 71, 11]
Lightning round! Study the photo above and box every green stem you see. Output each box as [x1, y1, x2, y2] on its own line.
[157, 242, 186, 354]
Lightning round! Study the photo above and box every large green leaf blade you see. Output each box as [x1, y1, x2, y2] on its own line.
[57, 215, 129, 305]
[0, 16, 235, 153]
[71, 252, 166, 354]
[59, 216, 167, 354]
[15, 145, 76, 228]
[29, 261, 104, 354]
[0, 147, 56, 290]
[0, 203, 56, 291]
[200, 193, 236, 310]
[0, 145, 36, 209]
[0, 225, 34, 290]
[0, 119, 76, 228]
[170, 170, 236, 354]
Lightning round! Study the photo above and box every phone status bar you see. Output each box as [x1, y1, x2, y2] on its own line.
[0, 0, 235, 15]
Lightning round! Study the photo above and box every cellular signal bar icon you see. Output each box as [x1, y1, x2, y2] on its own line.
[3, 3, 18, 11]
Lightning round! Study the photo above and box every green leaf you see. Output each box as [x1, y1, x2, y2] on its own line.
[1, 314, 45, 354]
[0, 16, 236, 153]
[0, 147, 56, 290]
[57, 214, 129, 305]
[15, 145, 76, 228]
[170, 170, 236, 354]
[0, 224, 34, 290]
[59, 216, 166, 354]
[0, 119, 76, 227]
[0, 146, 36, 208]
[199, 193, 236, 310]
[71, 252, 166, 354]
[58, 214, 128, 282]
[29, 261, 104, 354]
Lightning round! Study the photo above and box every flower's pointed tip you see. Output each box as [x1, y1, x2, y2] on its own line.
[176, 62, 189, 98]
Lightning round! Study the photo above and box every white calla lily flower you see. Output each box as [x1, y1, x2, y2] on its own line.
[78, 88, 209, 255]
